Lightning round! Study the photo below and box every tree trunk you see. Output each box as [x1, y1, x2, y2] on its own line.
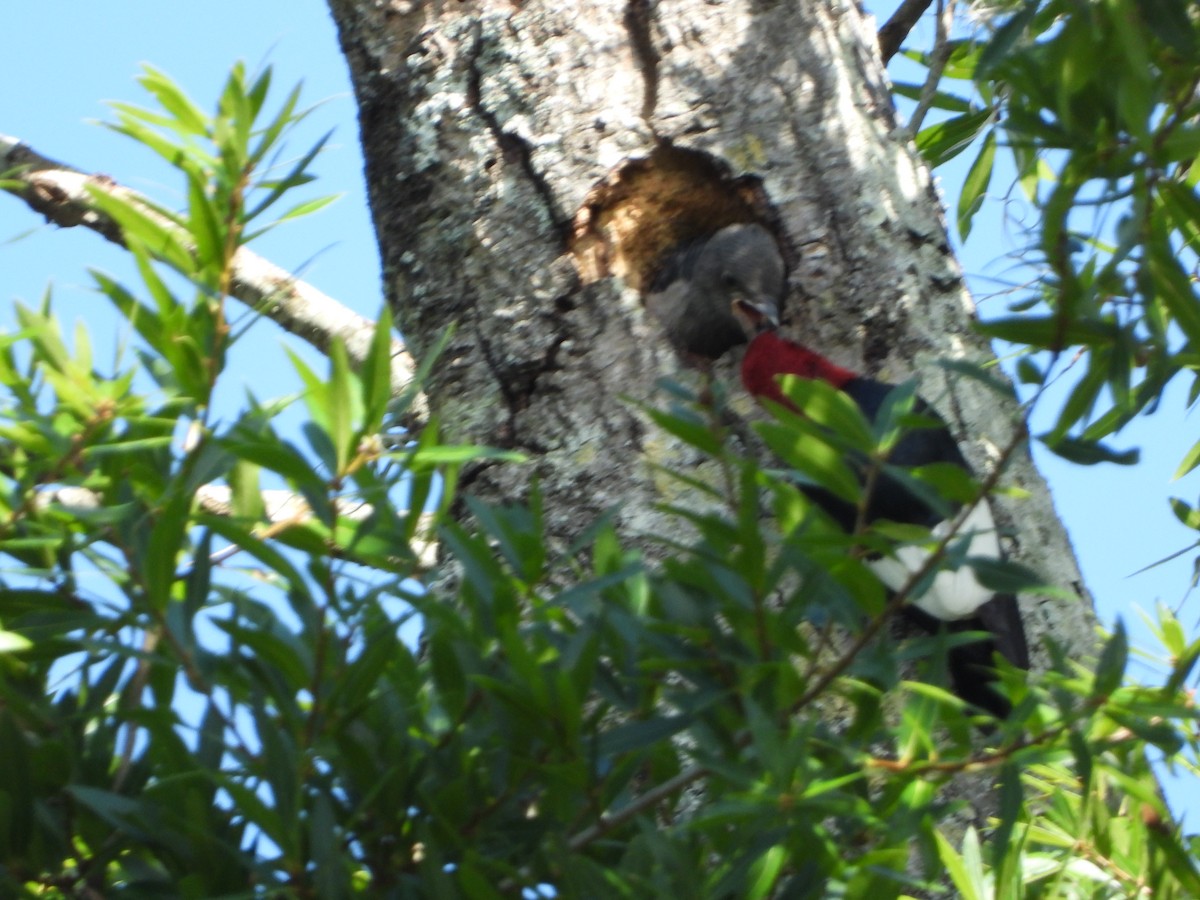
[328, 0, 1093, 814]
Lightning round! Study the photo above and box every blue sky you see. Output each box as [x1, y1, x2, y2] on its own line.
[2, 1, 1196, 818]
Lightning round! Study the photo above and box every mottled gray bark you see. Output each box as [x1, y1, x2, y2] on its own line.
[327, 0, 1094, 821]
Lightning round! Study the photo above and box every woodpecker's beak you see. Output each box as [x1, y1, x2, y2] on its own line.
[732, 297, 780, 335]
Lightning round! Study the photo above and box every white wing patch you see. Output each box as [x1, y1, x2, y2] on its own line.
[867, 502, 1002, 620]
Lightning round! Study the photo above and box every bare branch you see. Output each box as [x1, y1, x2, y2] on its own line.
[0, 133, 428, 428]
[40, 483, 439, 571]
[903, 0, 957, 137]
[877, 0, 935, 65]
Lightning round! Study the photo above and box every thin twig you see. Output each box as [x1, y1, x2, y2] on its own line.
[567, 762, 708, 851]
[905, 0, 957, 136]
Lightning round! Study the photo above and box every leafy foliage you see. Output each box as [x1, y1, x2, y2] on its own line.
[904, 0, 1200, 476]
[0, 45, 1198, 900]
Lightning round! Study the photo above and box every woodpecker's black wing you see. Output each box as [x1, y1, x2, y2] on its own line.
[799, 374, 1030, 718]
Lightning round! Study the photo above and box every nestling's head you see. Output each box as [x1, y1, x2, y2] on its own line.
[691, 224, 783, 338]
[645, 222, 785, 360]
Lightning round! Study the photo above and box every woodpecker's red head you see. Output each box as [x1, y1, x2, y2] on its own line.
[740, 330, 856, 409]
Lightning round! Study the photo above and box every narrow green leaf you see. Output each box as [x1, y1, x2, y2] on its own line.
[978, 314, 1117, 349]
[245, 66, 273, 119]
[228, 458, 266, 521]
[248, 81, 303, 168]
[275, 193, 339, 223]
[597, 714, 692, 756]
[187, 174, 225, 269]
[1148, 238, 1200, 349]
[65, 786, 154, 840]
[245, 130, 332, 223]
[891, 83, 973, 113]
[0, 630, 31, 653]
[406, 444, 524, 466]
[934, 830, 983, 900]
[1092, 621, 1128, 699]
[1170, 497, 1200, 530]
[778, 375, 876, 449]
[1041, 436, 1139, 466]
[915, 107, 994, 168]
[361, 308, 395, 436]
[326, 338, 355, 473]
[644, 405, 723, 456]
[144, 493, 191, 607]
[1175, 436, 1200, 481]
[87, 189, 194, 274]
[757, 419, 862, 504]
[139, 65, 210, 136]
[103, 107, 211, 181]
[1140, 0, 1197, 55]
[957, 129, 996, 240]
[220, 435, 323, 487]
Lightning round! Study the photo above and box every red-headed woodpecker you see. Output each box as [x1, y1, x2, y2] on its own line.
[735, 304, 1030, 719]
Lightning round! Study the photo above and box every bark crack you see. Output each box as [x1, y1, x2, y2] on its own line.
[774, 81, 853, 272]
[466, 20, 567, 242]
[624, 0, 660, 122]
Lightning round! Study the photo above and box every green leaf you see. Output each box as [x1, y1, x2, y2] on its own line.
[1092, 621, 1128, 700]
[88, 189, 194, 273]
[958, 129, 996, 240]
[361, 307, 395, 436]
[776, 375, 875, 450]
[405, 444, 525, 466]
[979, 314, 1117, 349]
[138, 65, 210, 136]
[1159, 181, 1200, 256]
[891, 83, 973, 113]
[597, 714, 693, 757]
[0, 629, 32, 653]
[934, 830, 983, 900]
[1041, 436, 1139, 466]
[201, 515, 308, 589]
[969, 556, 1061, 595]
[1148, 233, 1200, 348]
[187, 173, 225, 270]
[915, 107, 994, 168]
[144, 492, 191, 607]
[104, 105, 212, 182]
[0, 712, 33, 855]
[757, 419, 862, 504]
[273, 192, 340, 223]
[1140, 0, 1197, 55]
[1171, 434, 1200, 480]
[1016, 356, 1043, 385]
[249, 81, 304, 168]
[326, 338, 355, 474]
[66, 786, 155, 840]
[220, 434, 323, 487]
[644, 405, 723, 456]
[1169, 497, 1200, 530]
[245, 129, 332, 223]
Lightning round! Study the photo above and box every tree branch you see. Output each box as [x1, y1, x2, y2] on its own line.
[903, 0, 957, 137]
[877, 0, 935, 64]
[41, 484, 439, 572]
[0, 133, 428, 428]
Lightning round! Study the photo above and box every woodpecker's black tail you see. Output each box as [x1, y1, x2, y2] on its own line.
[903, 593, 1029, 720]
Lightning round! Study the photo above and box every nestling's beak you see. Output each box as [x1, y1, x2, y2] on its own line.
[732, 297, 780, 336]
